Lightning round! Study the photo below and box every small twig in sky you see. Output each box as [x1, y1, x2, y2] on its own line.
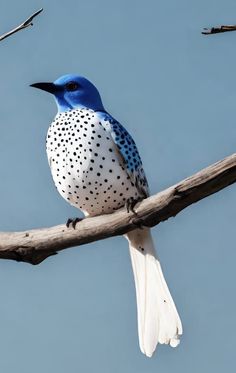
[0, 8, 43, 42]
[202, 24, 236, 35]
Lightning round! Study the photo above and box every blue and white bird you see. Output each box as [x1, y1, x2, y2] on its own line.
[31, 74, 182, 357]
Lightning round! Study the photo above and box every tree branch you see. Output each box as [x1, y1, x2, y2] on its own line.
[0, 153, 236, 265]
[202, 24, 236, 35]
[0, 8, 43, 42]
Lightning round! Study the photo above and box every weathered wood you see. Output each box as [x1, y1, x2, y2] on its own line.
[202, 24, 236, 35]
[0, 153, 236, 265]
[0, 8, 43, 42]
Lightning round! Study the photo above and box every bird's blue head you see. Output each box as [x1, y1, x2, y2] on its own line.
[30, 74, 105, 113]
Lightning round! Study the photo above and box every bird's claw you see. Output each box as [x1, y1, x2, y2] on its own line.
[66, 217, 83, 229]
[125, 197, 142, 214]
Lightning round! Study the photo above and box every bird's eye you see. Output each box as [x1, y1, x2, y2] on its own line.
[66, 82, 79, 91]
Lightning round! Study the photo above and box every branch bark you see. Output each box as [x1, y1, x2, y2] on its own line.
[0, 8, 43, 42]
[0, 153, 236, 265]
[202, 24, 236, 35]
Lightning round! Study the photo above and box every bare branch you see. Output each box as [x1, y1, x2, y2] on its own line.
[0, 8, 43, 42]
[0, 153, 236, 265]
[202, 24, 236, 35]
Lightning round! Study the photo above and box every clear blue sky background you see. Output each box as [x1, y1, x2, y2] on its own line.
[0, 0, 236, 372]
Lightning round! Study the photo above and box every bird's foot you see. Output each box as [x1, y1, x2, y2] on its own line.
[126, 197, 148, 229]
[66, 217, 83, 229]
[125, 197, 142, 214]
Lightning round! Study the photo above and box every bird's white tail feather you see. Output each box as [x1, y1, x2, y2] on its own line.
[125, 228, 182, 357]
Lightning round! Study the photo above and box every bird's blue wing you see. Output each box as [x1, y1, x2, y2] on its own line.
[100, 113, 149, 198]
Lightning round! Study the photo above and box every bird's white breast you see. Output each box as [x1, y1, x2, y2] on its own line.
[46, 108, 138, 216]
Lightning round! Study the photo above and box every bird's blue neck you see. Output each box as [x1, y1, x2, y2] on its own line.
[54, 94, 105, 113]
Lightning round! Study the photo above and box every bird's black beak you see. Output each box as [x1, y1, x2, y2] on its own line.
[30, 82, 59, 94]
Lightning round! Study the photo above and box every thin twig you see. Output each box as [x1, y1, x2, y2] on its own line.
[0, 8, 43, 42]
[202, 24, 236, 35]
[0, 153, 236, 265]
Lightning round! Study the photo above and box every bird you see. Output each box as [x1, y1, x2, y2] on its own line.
[31, 74, 182, 357]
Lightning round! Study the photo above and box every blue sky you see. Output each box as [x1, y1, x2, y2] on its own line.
[0, 0, 236, 372]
